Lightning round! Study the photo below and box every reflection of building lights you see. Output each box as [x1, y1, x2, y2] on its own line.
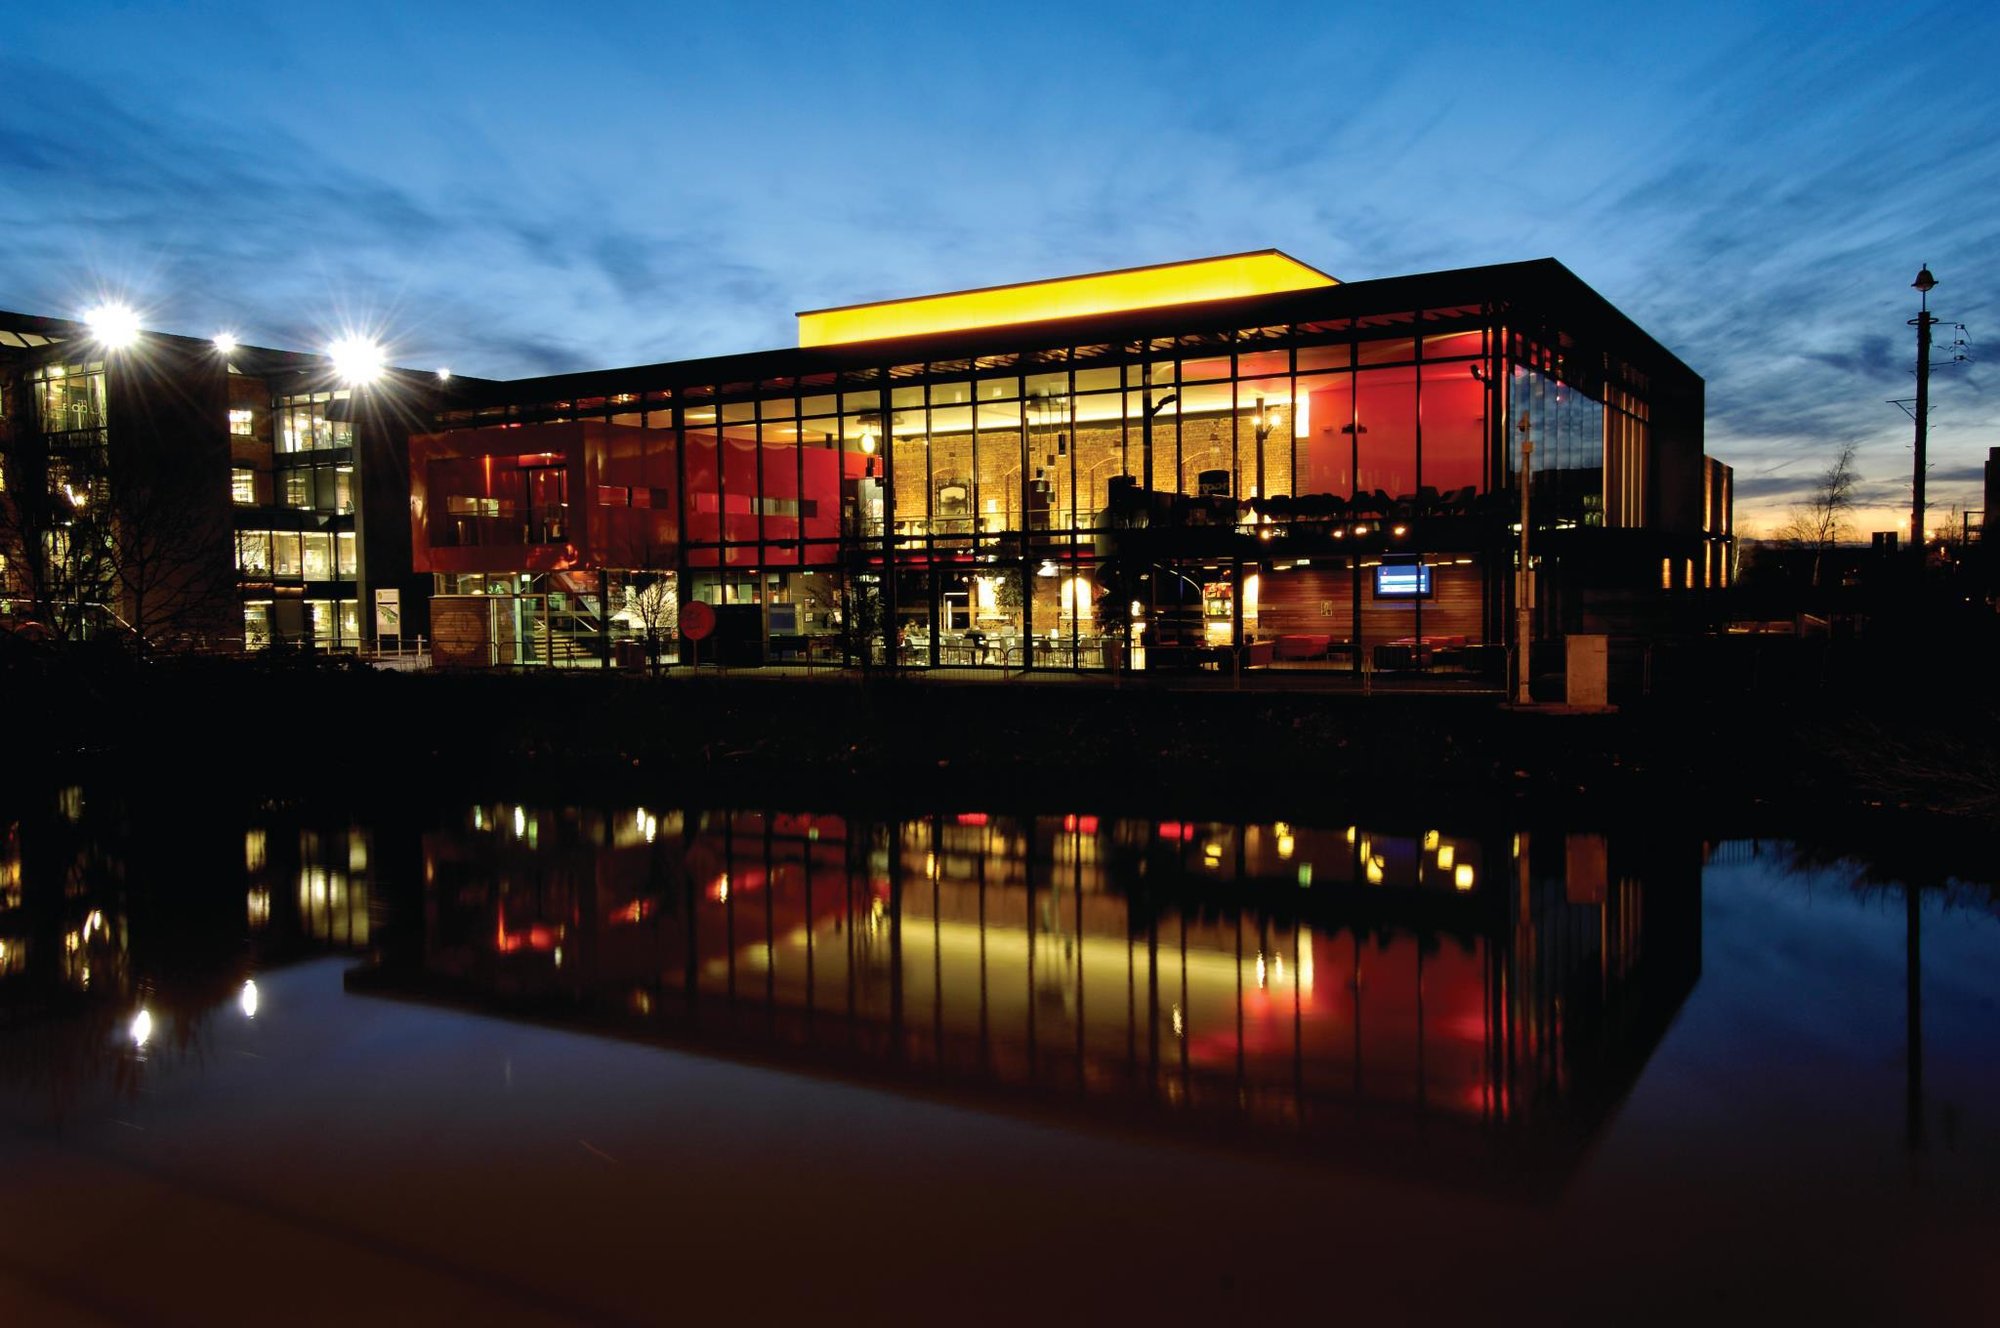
[1256, 952, 1267, 988]
[925, 852, 938, 880]
[1297, 863, 1312, 887]
[1344, 825, 1357, 845]
[1300, 932, 1315, 992]
[513, 806, 527, 838]
[240, 979, 259, 1018]
[130, 1008, 153, 1047]
[1422, 830, 1439, 851]
[553, 946, 564, 968]
[713, 874, 730, 903]
[1437, 845, 1455, 871]
[1171, 1004, 1184, 1038]
[1365, 856, 1385, 885]
[1455, 863, 1476, 891]
[1273, 954, 1285, 984]
[1276, 831, 1294, 859]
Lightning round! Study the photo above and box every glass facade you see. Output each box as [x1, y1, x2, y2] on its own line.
[410, 262, 1694, 672]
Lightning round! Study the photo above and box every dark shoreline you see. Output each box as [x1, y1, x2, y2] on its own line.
[5, 650, 1993, 864]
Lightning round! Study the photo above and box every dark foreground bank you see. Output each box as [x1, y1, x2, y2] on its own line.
[4, 640, 1994, 840]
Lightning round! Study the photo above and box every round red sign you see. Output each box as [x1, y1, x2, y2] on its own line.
[681, 600, 717, 641]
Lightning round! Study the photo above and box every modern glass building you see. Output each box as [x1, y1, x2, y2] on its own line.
[416, 253, 1727, 674]
[0, 310, 438, 650]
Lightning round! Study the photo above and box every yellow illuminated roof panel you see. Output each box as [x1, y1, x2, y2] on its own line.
[797, 250, 1338, 348]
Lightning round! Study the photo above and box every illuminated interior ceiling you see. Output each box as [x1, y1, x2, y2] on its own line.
[798, 250, 1339, 348]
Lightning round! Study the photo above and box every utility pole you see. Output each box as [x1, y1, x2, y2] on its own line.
[1514, 410, 1534, 706]
[1910, 265, 1938, 558]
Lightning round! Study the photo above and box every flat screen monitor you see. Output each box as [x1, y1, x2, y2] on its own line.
[1374, 563, 1432, 598]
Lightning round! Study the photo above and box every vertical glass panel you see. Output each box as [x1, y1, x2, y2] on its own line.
[1297, 372, 1353, 498]
[1237, 378, 1293, 501]
[1420, 362, 1485, 496]
[889, 412, 929, 534]
[1070, 393, 1126, 521]
[236, 532, 270, 573]
[975, 401, 1022, 531]
[1175, 382, 1234, 497]
[272, 533, 303, 577]
[243, 602, 271, 649]
[336, 531, 358, 577]
[1354, 366, 1418, 501]
[924, 406, 975, 541]
[301, 532, 334, 580]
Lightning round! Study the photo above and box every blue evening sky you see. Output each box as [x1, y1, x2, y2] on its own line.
[3, 0, 1994, 533]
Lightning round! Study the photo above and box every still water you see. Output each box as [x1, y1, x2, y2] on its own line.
[2, 792, 1995, 1322]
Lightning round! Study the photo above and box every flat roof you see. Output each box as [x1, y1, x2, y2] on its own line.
[796, 250, 1338, 348]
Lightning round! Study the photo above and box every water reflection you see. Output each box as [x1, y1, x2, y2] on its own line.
[327, 804, 1702, 1185]
[0, 786, 382, 1120]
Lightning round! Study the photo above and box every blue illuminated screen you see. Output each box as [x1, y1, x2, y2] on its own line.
[1374, 564, 1433, 597]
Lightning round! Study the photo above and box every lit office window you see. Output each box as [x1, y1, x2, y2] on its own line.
[228, 408, 255, 437]
[244, 602, 272, 649]
[232, 468, 256, 504]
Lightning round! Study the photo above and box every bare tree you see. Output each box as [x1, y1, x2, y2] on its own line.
[1776, 441, 1858, 588]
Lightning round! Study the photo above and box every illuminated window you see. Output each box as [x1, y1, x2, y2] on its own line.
[229, 408, 255, 437]
[284, 470, 310, 507]
[236, 532, 271, 574]
[243, 602, 271, 649]
[231, 468, 256, 504]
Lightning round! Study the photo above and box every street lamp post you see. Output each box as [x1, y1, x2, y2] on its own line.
[1910, 265, 1938, 558]
[1515, 410, 1534, 706]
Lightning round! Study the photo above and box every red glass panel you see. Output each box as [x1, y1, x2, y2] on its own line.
[1421, 363, 1485, 495]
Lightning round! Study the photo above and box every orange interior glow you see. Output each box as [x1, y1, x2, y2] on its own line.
[797, 250, 1338, 347]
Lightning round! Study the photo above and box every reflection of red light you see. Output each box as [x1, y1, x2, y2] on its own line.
[610, 899, 652, 926]
[955, 813, 988, 826]
[1157, 821, 1192, 842]
[1062, 814, 1100, 834]
[496, 916, 560, 954]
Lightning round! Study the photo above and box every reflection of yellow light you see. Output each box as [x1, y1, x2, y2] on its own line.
[1365, 856, 1385, 885]
[1273, 954, 1285, 984]
[513, 806, 526, 838]
[714, 874, 730, 903]
[240, 979, 259, 1018]
[798, 251, 1338, 347]
[1276, 832, 1295, 859]
[1300, 932, 1315, 992]
[1455, 863, 1475, 891]
[925, 852, 938, 880]
[1256, 952, 1267, 988]
[1422, 830, 1439, 851]
[1171, 1003, 1185, 1038]
[130, 1008, 152, 1047]
[1345, 825, 1357, 845]
[1437, 845, 1455, 871]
